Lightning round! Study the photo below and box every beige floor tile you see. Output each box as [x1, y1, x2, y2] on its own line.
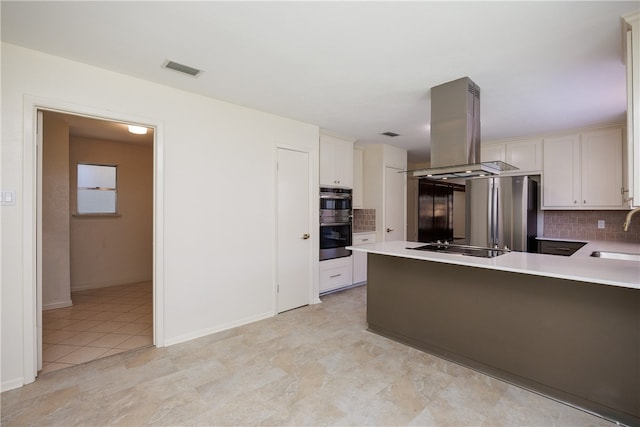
[116, 335, 153, 349]
[132, 314, 153, 324]
[59, 331, 105, 346]
[65, 310, 95, 320]
[56, 346, 110, 364]
[112, 322, 150, 335]
[61, 319, 104, 332]
[100, 348, 128, 358]
[88, 311, 122, 321]
[43, 344, 80, 362]
[87, 333, 133, 349]
[39, 282, 153, 371]
[86, 320, 126, 333]
[111, 311, 146, 322]
[43, 318, 75, 329]
[43, 308, 74, 319]
[5, 285, 617, 427]
[40, 362, 75, 375]
[42, 330, 79, 344]
[129, 304, 153, 314]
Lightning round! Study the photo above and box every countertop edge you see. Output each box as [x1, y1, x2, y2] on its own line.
[347, 240, 640, 290]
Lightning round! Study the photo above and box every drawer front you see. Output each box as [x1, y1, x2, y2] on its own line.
[320, 264, 352, 291]
[353, 233, 376, 245]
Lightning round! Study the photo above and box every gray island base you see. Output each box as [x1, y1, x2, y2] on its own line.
[366, 253, 640, 426]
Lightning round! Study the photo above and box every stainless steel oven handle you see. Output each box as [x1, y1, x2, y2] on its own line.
[320, 222, 352, 226]
[320, 195, 352, 199]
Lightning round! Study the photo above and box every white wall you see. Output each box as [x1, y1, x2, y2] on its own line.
[69, 136, 153, 291]
[42, 114, 72, 309]
[1, 43, 319, 390]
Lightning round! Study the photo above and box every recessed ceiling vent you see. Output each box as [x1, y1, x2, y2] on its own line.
[381, 131, 400, 137]
[163, 60, 202, 77]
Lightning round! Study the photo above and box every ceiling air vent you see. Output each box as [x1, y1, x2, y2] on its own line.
[381, 131, 400, 137]
[163, 60, 202, 77]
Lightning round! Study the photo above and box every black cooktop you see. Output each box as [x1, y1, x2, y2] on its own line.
[409, 243, 509, 258]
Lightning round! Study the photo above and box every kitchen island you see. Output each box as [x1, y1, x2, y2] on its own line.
[348, 240, 640, 426]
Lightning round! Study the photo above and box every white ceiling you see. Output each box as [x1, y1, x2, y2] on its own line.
[2, 1, 638, 163]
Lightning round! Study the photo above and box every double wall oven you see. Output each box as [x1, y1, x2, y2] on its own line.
[319, 187, 352, 261]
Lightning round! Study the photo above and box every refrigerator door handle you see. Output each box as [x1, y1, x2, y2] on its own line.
[487, 179, 497, 248]
[493, 189, 499, 247]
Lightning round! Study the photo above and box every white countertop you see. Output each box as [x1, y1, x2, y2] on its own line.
[347, 240, 640, 290]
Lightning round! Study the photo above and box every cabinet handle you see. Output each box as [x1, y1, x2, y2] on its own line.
[386, 228, 394, 232]
[301, 233, 310, 240]
[574, 200, 577, 204]
[583, 200, 586, 204]
[361, 239, 369, 242]
[330, 274, 341, 278]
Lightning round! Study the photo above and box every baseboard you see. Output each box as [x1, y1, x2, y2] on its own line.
[42, 299, 73, 311]
[1, 377, 24, 392]
[71, 277, 152, 292]
[164, 310, 274, 347]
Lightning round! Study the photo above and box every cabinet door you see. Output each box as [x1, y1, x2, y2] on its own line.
[542, 135, 580, 208]
[320, 135, 353, 188]
[506, 139, 542, 173]
[336, 142, 354, 188]
[352, 233, 375, 284]
[319, 137, 338, 187]
[319, 256, 353, 294]
[481, 144, 505, 162]
[581, 128, 624, 208]
[353, 149, 364, 208]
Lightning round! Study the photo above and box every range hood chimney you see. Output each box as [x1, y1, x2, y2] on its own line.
[412, 77, 516, 179]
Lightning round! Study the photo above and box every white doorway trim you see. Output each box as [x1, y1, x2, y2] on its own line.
[22, 95, 165, 385]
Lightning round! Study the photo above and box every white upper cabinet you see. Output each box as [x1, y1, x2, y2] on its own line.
[542, 127, 625, 209]
[481, 139, 542, 174]
[320, 131, 354, 188]
[623, 11, 640, 207]
[505, 139, 542, 173]
[581, 128, 625, 208]
[352, 147, 364, 208]
[481, 143, 505, 163]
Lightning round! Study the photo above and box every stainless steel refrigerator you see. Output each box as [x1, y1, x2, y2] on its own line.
[465, 175, 538, 252]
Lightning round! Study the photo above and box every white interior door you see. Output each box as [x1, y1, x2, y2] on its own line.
[277, 148, 311, 313]
[384, 165, 405, 241]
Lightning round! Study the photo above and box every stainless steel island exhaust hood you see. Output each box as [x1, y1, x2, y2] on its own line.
[412, 77, 516, 179]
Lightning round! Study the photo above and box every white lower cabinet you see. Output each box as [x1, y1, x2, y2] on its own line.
[319, 256, 353, 294]
[352, 232, 376, 285]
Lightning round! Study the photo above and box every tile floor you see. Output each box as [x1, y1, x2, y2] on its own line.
[3, 285, 614, 426]
[41, 281, 153, 374]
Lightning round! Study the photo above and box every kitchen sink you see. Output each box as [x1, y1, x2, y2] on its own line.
[590, 251, 640, 262]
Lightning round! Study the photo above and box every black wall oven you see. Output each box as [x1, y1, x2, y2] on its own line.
[319, 187, 352, 261]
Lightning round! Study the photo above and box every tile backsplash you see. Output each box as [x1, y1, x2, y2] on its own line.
[353, 209, 376, 233]
[543, 210, 640, 243]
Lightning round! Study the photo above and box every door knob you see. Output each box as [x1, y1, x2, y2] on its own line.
[301, 233, 310, 240]
[386, 228, 394, 233]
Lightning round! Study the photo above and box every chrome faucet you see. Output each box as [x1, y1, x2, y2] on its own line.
[623, 207, 640, 231]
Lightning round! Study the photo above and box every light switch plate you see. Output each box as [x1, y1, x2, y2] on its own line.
[597, 220, 605, 229]
[1, 190, 16, 206]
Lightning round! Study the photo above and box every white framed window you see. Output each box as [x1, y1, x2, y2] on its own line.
[77, 163, 118, 214]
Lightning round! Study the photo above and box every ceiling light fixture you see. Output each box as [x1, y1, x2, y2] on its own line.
[128, 125, 148, 135]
